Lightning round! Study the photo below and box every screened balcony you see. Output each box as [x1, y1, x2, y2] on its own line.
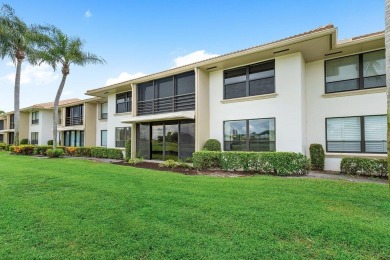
[65, 105, 84, 126]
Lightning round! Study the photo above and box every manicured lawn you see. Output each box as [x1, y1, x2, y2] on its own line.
[0, 152, 389, 259]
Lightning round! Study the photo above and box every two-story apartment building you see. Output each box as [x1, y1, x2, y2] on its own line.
[0, 111, 29, 145]
[86, 24, 386, 171]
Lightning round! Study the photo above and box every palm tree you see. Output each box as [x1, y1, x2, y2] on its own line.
[30, 26, 105, 149]
[0, 4, 46, 145]
[386, 0, 390, 183]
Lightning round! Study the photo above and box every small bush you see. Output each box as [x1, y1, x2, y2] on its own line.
[9, 145, 35, 155]
[46, 148, 64, 158]
[65, 147, 92, 157]
[47, 140, 53, 145]
[203, 139, 221, 151]
[159, 160, 178, 168]
[340, 157, 388, 177]
[33, 146, 65, 156]
[177, 161, 193, 169]
[0, 142, 7, 151]
[128, 158, 143, 165]
[20, 139, 28, 145]
[125, 139, 131, 160]
[310, 144, 325, 171]
[193, 151, 310, 175]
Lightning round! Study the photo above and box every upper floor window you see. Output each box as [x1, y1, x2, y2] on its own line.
[224, 118, 276, 151]
[325, 50, 385, 93]
[116, 92, 131, 113]
[0, 120, 4, 130]
[65, 105, 83, 126]
[101, 102, 108, 119]
[137, 71, 195, 116]
[224, 60, 275, 100]
[326, 115, 386, 153]
[31, 111, 39, 124]
[9, 114, 14, 129]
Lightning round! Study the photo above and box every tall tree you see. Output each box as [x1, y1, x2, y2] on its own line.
[30, 26, 105, 149]
[0, 4, 45, 145]
[386, 0, 390, 183]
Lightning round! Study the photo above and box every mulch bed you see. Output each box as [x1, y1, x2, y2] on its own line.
[112, 161, 256, 178]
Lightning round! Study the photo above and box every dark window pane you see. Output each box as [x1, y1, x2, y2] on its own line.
[363, 50, 385, 77]
[137, 123, 151, 160]
[224, 120, 247, 151]
[116, 92, 131, 113]
[249, 118, 275, 151]
[225, 82, 246, 99]
[364, 75, 386, 89]
[326, 55, 359, 83]
[249, 77, 275, 96]
[249, 61, 274, 74]
[138, 81, 154, 101]
[224, 68, 246, 85]
[164, 123, 178, 160]
[176, 72, 195, 95]
[179, 121, 195, 160]
[156, 77, 173, 99]
[152, 124, 164, 160]
[326, 79, 359, 93]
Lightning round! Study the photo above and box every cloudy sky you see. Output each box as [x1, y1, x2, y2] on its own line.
[0, 0, 384, 111]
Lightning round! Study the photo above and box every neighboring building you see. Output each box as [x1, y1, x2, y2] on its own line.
[85, 24, 386, 171]
[58, 97, 106, 147]
[0, 99, 80, 145]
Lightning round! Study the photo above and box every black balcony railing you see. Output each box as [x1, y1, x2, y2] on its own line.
[137, 93, 195, 116]
[65, 116, 83, 126]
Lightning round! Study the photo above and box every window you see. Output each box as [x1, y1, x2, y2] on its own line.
[116, 92, 131, 113]
[115, 127, 131, 147]
[65, 105, 83, 126]
[100, 103, 108, 119]
[64, 131, 84, 147]
[0, 120, 4, 130]
[224, 118, 276, 151]
[0, 134, 3, 143]
[137, 71, 195, 115]
[224, 61, 275, 99]
[31, 111, 39, 124]
[10, 114, 14, 129]
[101, 130, 107, 147]
[325, 50, 385, 93]
[8, 132, 14, 145]
[31, 132, 38, 145]
[326, 115, 386, 153]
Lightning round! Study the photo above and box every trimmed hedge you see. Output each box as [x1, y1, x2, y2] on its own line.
[193, 151, 310, 176]
[34, 146, 66, 156]
[65, 147, 92, 157]
[0, 142, 8, 151]
[309, 144, 325, 171]
[340, 157, 388, 177]
[90, 147, 123, 160]
[47, 140, 53, 145]
[20, 139, 29, 145]
[203, 139, 221, 151]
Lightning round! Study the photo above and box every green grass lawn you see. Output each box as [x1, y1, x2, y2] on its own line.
[0, 151, 389, 259]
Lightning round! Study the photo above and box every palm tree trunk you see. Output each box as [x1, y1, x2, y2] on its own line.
[386, 0, 390, 183]
[13, 58, 22, 145]
[53, 73, 68, 149]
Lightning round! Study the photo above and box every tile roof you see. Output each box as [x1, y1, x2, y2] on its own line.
[30, 98, 81, 109]
[351, 30, 384, 41]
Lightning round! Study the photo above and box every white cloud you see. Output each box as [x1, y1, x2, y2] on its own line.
[5, 61, 14, 67]
[173, 50, 219, 67]
[105, 72, 146, 86]
[1, 63, 59, 85]
[84, 10, 92, 18]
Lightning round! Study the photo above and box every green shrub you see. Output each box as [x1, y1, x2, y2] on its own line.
[203, 139, 221, 151]
[9, 145, 35, 155]
[340, 157, 388, 177]
[47, 140, 53, 145]
[128, 157, 143, 165]
[0, 142, 7, 150]
[159, 159, 178, 168]
[46, 148, 64, 158]
[192, 151, 222, 170]
[193, 151, 310, 175]
[65, 147, 92, 157]
[125, 139, 131, 160]
[177, 161, 193, 169]
[20, 139, 28, 145]
[90, 147, 124, 160]
[309, 144, 325, 171]
[34, 146, 65, 156]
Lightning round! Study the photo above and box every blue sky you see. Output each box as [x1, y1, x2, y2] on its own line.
[0, 0, 385, 111]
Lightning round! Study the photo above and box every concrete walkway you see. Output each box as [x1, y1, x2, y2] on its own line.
[293, 171, 389, 185]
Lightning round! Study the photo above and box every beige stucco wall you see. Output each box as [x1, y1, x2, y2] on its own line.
[195, 68, 210, 151]
[84, 103, 97, 147]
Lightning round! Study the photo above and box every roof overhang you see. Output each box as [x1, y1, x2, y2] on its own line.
[57, 126, 85, 131]
[121, 111, 195, 124]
